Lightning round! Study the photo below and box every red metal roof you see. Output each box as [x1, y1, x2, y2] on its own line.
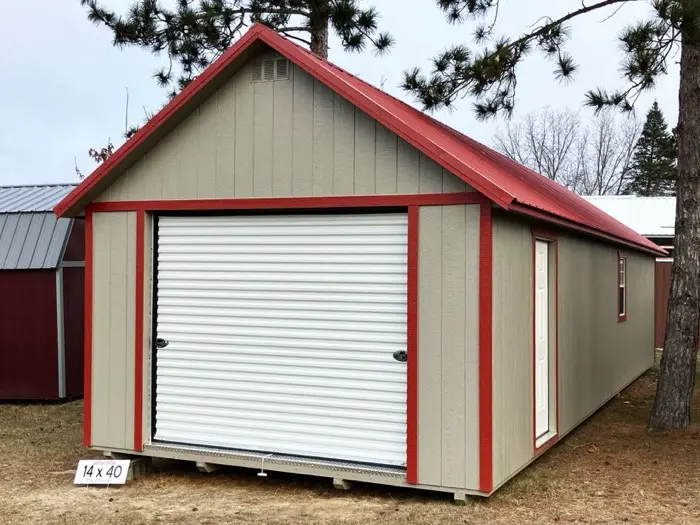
[55, 24, 663, 255]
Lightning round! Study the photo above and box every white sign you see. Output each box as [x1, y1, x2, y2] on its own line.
[74, 459, 130, 485]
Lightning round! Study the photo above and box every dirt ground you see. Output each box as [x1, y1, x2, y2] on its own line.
[2, 369, 700, 525]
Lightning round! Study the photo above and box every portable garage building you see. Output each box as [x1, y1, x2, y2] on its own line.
[55, 25, 663, 499]
[0, 184, 84, 400]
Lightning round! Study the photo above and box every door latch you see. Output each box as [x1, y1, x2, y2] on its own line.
[155, 338, 169, 349]
[392, 350, 407, 363]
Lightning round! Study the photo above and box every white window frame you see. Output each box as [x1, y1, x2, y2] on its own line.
[618, 255, 627, 321]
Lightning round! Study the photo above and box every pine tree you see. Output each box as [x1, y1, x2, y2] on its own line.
[402, 0, 700, 430]
[625, 102, 677, 196]
[81, 0, 392, 97]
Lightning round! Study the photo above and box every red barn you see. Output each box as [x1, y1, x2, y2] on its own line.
[0, 184, 84, 400]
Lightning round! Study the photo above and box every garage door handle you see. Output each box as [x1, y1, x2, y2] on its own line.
[392, 350, 407, 363]
[155, 338, 169, 349]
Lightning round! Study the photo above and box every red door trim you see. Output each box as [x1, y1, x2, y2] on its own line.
[133, 210, 145, 451]
[532, 229, 559, 455]
[86, 192, 488, 213]
[83, 209, 93, 446]
[406, 206, 419, 484]
[478, 203, 493, 493]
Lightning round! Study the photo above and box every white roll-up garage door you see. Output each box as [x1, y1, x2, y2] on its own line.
[154, 212, 408, 467]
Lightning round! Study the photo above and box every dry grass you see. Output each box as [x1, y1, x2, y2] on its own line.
[2, 369, 700, 525]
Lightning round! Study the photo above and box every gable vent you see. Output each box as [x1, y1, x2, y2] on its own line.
[275, 58, 289, 79]
[252, 56, 291, 83]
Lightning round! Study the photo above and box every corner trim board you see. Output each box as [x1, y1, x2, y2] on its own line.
[406, 206, 419, 484]
[134, 210, 145, 451]
[478, 202, 493, 493]
[83, 209, 93, 446]
[86, 193, 488, 213]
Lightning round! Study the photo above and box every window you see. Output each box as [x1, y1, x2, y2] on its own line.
[618, 256, 627, 321]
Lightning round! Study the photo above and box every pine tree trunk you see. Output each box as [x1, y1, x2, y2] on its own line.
[308, 0, 329, 58]
[650, 36, 700, 429]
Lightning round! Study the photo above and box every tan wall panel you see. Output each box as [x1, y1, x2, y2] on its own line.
[141, 213, 154, 446]
[292, 66, 314, 196]
[253, 80, 274, 197]
[217, 82, 237, 197]
[375, 125, 398, 194]
[491, 215, 533, 488]
[92, 53, 472, 203]
[312, 78, 335, 195]
[234, 63, 255, 197]
[91, 211, 136, 449]
[417, 205, 479, 490]
[354, 111, 376, 194]
[557, 235, 655, 435]
[491, 214, 655, 489]
[198, 90, 219, 199]
[332, 95, 355, 195]
[272, 78, 293, 196]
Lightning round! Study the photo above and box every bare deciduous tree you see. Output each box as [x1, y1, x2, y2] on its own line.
[494, 108, 641, 196]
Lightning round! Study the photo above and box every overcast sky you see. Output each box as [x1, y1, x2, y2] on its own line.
[0, 1, 681, 186]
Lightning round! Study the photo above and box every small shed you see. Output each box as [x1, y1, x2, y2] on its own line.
[55, 25, 664, 498]
[0, 184, 85, 400]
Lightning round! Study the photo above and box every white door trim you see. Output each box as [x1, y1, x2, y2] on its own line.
[534, 240, 550, 443]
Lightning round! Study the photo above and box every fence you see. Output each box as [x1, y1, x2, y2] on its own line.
[654, 260, 672, 348]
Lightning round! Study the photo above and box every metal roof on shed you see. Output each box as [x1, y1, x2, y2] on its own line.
[0, 184, 76, 213]
[0, 185, 76, 270]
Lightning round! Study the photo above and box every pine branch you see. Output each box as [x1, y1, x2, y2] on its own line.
[403, 0, 656, 117]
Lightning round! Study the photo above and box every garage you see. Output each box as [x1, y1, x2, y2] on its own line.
[153, 212, 408, 466]
[55, 24, 662, 498]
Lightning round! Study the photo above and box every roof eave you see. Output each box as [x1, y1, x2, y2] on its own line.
[509, 203, 668, 257]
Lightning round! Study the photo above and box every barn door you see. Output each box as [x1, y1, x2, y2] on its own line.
[152, 212, 408, 467]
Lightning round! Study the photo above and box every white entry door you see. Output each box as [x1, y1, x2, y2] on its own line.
[534, 240, 550, 441]
[153, 213, 408, 467]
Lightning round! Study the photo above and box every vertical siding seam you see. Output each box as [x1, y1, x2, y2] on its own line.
[252, 84, 257, 196]
[464, 207, 469, 488]
[394, 132, 399, 192]
[125, 214, 132, 448]
[231, 81, 237, 196]
[352, 106, 356, 194]
[213, 90, 219, 197]
[271, 80, 276, 195]
[291, 66, 296, 195]
[372, 119, 377, 193]
[106, 216, 113, 446]
[439, 206, 444, 483]
[313, 79, 318, 195]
